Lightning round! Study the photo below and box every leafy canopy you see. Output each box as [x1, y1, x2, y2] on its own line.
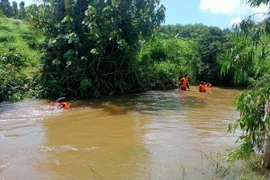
[28, 0, 165, 98]
[225, 0, 270, 163]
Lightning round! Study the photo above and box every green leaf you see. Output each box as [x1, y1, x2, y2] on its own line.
[90, 48, 98, 55]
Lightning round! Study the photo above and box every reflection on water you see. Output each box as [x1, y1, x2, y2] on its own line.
[0, 87, 260, 179]
[0, 99, 59, 179]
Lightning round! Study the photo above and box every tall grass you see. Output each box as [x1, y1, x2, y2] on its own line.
[198, 152, 267, 180]
[0, 18, 43, 101]
[0, 18, 43, 75]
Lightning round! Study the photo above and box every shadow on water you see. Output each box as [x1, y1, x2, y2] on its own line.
[70, 90, 210, 119]
[72, 89, 203, 115]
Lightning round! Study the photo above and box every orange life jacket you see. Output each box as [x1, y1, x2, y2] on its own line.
[199, 84, 206, 92]
[205, 83, 212, 88]
[57, 102, 70, 109]
[181, 77, 188, 88]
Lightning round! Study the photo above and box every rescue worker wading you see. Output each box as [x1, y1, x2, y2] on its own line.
[179, 74, 190, 91]
[199, 81, 206, 92]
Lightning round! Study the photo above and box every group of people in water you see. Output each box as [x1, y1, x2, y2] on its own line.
[179, 74, 212, 92]
[199, 81, 212, 92]
[49, 74, 210, 110]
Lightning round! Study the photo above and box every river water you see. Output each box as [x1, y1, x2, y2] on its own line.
[0, 86, 254, 179]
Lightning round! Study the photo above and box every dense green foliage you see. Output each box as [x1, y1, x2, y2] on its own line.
[0, 18, 43, 101]
[1, 16, 238, 102]
[0, 0, 27, 19]
[223, 0, 270, 168]
[0, 0, 13, 17]
[1, 0, 251, 102]
[0, 13, 249, 102]
[27, 0, 165, 99]
[157, 24, 234, 85]
[137, 36, 199, 90]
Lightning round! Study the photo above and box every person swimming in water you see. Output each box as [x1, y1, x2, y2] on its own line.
[49, 97, 70, 109]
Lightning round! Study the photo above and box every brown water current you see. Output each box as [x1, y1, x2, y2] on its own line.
[0, 87, 260, 179]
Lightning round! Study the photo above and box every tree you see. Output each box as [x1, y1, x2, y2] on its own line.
[223, 0, 270, 168]
[0, 46, 29, 102]
[12, 1, 18, 17]
[18, 1, 26, 19]
[0, 0, 14, 17]
[28, 0, 165, 98]
[157, 24, 234, 85]
[196, 26, 230, 85]
[0, 9, 5, 17]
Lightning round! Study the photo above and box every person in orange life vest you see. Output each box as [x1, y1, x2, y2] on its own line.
[199, 81, 206, 92]
[179, 74, 190, 91]
[205, 82, 212, 88]
[49, 97, 70, 109]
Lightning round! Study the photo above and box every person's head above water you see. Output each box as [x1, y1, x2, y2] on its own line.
[56, 97, 67, 103]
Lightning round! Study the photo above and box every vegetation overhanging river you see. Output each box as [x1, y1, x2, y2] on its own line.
[0, 86, 259, 179]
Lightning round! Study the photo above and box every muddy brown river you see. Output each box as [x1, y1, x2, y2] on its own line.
[0, 87, 258, 179]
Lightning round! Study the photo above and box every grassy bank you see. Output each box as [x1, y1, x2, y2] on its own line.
[0, 18, 43, 101]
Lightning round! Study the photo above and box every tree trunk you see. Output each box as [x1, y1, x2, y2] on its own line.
[264, 99, 270, 168]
